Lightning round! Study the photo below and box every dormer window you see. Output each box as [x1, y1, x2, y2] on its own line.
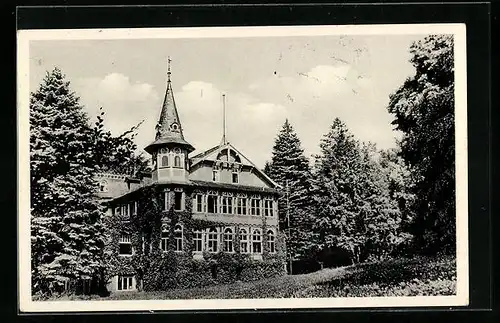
[170, 123, 179, 131]
[98, 180, 108, 192]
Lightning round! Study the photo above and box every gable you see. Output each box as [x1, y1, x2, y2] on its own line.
[189, 143, 280, 189]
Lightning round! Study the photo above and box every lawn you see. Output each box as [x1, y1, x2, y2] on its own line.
[51, 255, 456, 301]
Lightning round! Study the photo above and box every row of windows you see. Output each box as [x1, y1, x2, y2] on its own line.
[114, 201, 137, 218]
[114, 192, 275, 218]
[118, 226, 276, 255]
[194, 194, 275, 216]
[156, 147, 184, 169]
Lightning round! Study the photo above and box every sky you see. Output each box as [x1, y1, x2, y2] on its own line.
[29, 34, 423, 169]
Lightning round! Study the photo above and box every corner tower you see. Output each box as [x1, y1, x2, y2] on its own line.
[145, 58, 195, 183]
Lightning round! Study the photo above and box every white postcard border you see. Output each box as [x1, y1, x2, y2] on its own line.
[17, 23, 469, 312]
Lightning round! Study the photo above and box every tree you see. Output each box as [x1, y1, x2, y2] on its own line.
[313, 119, 405, 264]
[91, 107, 150, 177]
[387, 34, 455, 254]
[30, 67, 105, 295]
[312, 118, 365, 264]
[264, 119, 317, 262]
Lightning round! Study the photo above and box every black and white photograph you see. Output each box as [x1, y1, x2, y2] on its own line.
[17, 23, 468, 312]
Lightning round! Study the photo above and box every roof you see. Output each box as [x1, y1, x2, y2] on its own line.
[190, 142, 282, 189]
[144, 136, 195, 154]
[106, 179, 280, 203]
[190, 180, 280, 194]
[145, 64, 194, 154]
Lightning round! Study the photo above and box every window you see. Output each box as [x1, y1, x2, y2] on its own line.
[159, 192, 166, 211]
[236, 198, 247, 215]
[160, 226, 168, 252]
[207, 228, 218, 253]
[117, 275, 134, 291]
[264, 200, 273, 217]
[267, 230, 276, 253]
[99, 180, 108, 192]
[239, 228, 248, 253]
[250, 199, 261, 216]
[232, 172, 239, 184]
[130, 201, 137, 216]
[161, 155, 169, 167]
[115, 206, 121, 216]
[252, 229, 262, 254]
[223, 228, 234, 253]
[174, 191, 183, 211]
[174, 155, 181, 168]
[193, 229, 203, 252]
[121, 204, 129, 218]
[159, 148, 169, 168]
[207, 195, 218, 213]
[221, 196, 233, 214]
[194, 194, 203, 213]
[174, 224, 183, 251]
[119, 235, 132, 255]
[212, 170, 219, 182]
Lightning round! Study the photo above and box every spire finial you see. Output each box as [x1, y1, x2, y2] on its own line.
[167, 56, 172, 82]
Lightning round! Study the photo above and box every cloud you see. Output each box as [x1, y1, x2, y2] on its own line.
[246, 64, 400, 161]
[175, 81, 288, 168]
[74, 65, 400, 169]
[75, 73, 160, 156]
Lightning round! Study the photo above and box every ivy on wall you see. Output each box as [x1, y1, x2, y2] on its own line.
[103, 183, 286, 292]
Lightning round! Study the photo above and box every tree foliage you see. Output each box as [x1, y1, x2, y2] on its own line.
[30, 67, 105, 295]
[30, 67, 149, 296]
[264, 120, 317, 261]
[387, 34, 455, 253]
[312, 118, 407, 264]
[91, 107, 150, 176]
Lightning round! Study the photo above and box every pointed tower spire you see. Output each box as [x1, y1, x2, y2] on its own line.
[145, 57, 194, 154]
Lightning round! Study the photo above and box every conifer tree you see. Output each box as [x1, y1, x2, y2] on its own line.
[30, 67, 105, 295]
[313, 118, 403, 264]
[313, 118, 364, 264]
[265, 119, 316, 261]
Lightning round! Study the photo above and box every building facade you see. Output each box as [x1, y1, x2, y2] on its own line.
[96, 66, 286, 293]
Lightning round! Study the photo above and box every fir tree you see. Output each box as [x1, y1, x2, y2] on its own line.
[265, 119, 316, 261]
[30, 67, 105, 296]
[313, 118, 363, 264]
[313, 119, 403, 264]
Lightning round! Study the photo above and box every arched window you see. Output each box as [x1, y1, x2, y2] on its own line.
[160, 225, 168, 252]
[223, 228, 234, 253]
[158, 148, 169, 168]
[161, 155, 169, 167]
[174, 224, 183, 251]
[252, 229, 262, 254]
[174, 155, 181, 168]
[239, 228, 248, 253]
[207, 228, 218, 253]
[267, 229, 276, 253]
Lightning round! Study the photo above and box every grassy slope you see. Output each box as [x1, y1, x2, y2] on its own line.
[54, 255, 456, 301]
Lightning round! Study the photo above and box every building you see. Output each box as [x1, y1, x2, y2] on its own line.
[96, 62, 286, 293]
